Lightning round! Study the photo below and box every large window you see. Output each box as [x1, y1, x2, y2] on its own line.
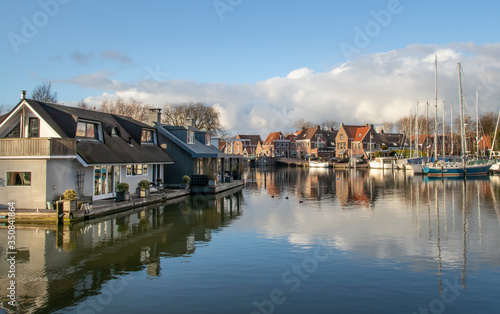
[76, 121, 97, 139]
[7, 172, 31, 186]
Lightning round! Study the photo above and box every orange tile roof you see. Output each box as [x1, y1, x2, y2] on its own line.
[263, 131, 283, 145]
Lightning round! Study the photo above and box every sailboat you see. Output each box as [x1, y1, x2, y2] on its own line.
[423, 63, 493, 177]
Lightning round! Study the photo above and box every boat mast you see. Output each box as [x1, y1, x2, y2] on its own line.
[450, 102, 453, 155]
[476, 91, 479, 159]
[442, 101, 445, 157]
[409, 108, 412, 158]
[434, 55, 438, 160]
[426, 101, 429, 160]
[458, 63, 465, 160]
[416, 101, 419, 157]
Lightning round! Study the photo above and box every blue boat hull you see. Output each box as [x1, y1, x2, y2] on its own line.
[423, 163, 492, 177]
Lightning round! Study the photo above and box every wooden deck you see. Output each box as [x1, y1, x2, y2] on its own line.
[0, 188, 190, 224]
[190, 180, 244, 194]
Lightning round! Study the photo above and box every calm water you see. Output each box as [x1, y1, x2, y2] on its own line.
[1, 167, 500, 313]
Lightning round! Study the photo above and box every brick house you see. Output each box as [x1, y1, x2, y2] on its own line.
[257, 131, 291, 157]
[296, 126, 337, 159]
[224, 134, 261, 158]
[285, 134, 297, 158]
[336, 123, 381, 160]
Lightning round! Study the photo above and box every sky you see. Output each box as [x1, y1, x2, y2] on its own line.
[2, 0, 500, 136]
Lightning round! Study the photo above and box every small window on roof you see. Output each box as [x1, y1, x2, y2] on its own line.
[112, 126, 120, 136]
[141, 129, 154, 143]
[76, 121, 98, 139]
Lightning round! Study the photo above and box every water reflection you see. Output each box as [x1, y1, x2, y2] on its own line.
[244, 167, 500, 276]
[3, 168, 500, 313]
[0, 189, 243, 313]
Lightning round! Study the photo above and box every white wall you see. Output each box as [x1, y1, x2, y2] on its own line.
[119, 164, 154, 193]
[0, 159, 47, 209]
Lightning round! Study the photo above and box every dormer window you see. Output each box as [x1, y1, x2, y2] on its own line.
[112, 126, 120, 136]
[205, 133, 211, 146]
[76, 121, 98, 139]
[187, 130, 195, 144]
[141, 129, 154, 143]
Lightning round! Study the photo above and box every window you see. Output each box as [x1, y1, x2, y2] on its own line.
[112, 126, 120, 136]
[76, 121, 97, 139]
[205, 134, 211, 146]
[7, 172, 31, 186]
[340, 134, 344, 140]
[28, 117, 40, 137]
[6, 122, 20, 138]
[141, 129, 154, 143]
[126, 164, 148, 176]
[187, 130, 195, 144]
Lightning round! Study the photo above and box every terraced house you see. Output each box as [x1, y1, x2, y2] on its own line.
[295, 126, 337, 159]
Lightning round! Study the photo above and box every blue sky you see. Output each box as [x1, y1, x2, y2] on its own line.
[2, 0, 500, 134]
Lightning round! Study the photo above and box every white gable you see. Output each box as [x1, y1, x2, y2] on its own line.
[0, 101, 61, 138]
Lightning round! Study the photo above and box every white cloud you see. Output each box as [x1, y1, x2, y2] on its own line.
[62, 43, 500, 136]
[287, 67, 314, 79]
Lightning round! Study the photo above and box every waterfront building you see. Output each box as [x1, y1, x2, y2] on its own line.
[152, 112, 243, 187]
[296, 126, 337, 159]
[0, 92, 174, 210]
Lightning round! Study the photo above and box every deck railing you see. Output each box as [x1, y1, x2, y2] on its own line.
[0, 138, 77, 157]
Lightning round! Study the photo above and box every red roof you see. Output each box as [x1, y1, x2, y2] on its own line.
[263, 131, 283, 145]
[353, 127, 369, 141]
[342, 125, 366, 139]
[285, 134, 296, 143]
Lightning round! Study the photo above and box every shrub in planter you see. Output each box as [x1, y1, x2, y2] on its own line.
[182, 175, 191, 189]
[138, 180, 150, 197]
[116, 183, 130, 202]
[62, 189, 77, 212]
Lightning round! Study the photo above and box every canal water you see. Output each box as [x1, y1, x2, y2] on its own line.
[1, 167, 500, 313]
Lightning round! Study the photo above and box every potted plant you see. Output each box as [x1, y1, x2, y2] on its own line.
[116, 182, 130, 202]
[182, 175, 191, 189]
[138, 180, 150, 197]
[62, 189, 77, 213]
[206, 171, 217, 186]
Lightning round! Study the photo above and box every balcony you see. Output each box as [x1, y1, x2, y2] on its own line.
[0, 138, 77, 158]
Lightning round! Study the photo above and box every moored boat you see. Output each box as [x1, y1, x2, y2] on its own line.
[423, 162, 492, 177]
[309, 161, 330, 168]
[369, 157, 395, 169]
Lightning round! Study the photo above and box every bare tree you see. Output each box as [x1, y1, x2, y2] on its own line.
[395, 116, 411, 134]
[382, 122, 394, 133]
[76, 98, 90, 109]
[321, 120, 338, 130]
[293, 118, 314, 130]
[162, 102, 224, 135]
[31, 82, 58, 103]
[99, 97, 153, 123]
[479, 111, 497, 136]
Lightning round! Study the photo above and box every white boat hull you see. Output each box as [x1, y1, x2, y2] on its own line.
[309, 161, 330, 168]
[369, 158, 395, 169]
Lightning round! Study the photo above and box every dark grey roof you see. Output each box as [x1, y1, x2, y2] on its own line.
[0, 113, 9, 124]
[21, 99, 174, 165]
[156, 124, 240, 159]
